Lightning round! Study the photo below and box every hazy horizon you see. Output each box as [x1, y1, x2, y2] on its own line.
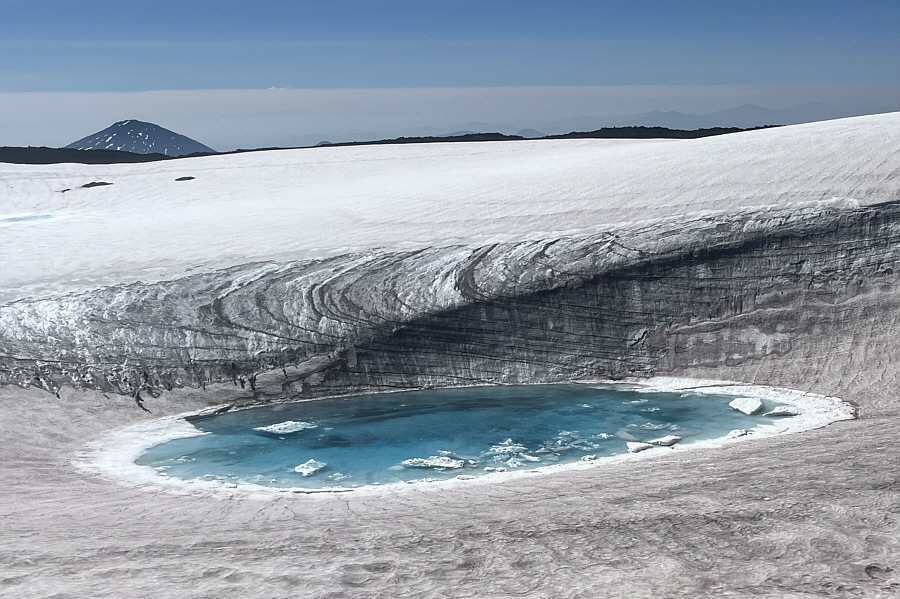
[2, 1, 897, 151]
[2, 83, 898, 151]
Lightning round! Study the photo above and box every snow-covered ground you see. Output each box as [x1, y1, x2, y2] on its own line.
[2, 113, 900, 597]
[1, 113, 897, 303]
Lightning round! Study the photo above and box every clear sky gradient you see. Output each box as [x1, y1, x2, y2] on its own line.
[1, 1, 898, 148]
[3, 0, 899, 91]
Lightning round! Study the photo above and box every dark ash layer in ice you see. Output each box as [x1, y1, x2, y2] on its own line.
[0, 199, 898, 405]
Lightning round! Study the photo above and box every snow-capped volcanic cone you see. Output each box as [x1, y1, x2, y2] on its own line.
[65, 119, 215, 156]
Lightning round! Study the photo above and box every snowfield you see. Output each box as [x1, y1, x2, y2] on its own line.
[1, 112, 897, 303]
[1, 113, 899, 598]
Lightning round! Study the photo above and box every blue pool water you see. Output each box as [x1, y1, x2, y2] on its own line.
[137, 384, 789, 489]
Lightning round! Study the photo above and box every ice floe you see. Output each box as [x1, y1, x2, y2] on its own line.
[487, 439, 529, 454]
[254, 420, 318, 434]
[626, 442, 654, 453]
[637, 422, 671, 431]
[765, 406, 801, 417]
[294, 459, 327, 477]
[729, 397, 763, 415]
[649, 435, 682, 447]
[402, 456, 467, 469]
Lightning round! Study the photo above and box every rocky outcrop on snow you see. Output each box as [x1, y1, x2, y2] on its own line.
[0, 196, 897, 405]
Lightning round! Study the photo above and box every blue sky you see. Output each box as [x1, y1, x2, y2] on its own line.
[3, 0, 898, 91]
[1, 1, 898, 148]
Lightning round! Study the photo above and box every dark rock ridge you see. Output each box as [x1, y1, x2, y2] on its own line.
[0, 199, 897, 405]
[0, 146, 174, 165]
[65, 119, 215, 157]
[4, 126, 772, 165]
[544, 125, 776, 140]
[308, 126, 773, 149]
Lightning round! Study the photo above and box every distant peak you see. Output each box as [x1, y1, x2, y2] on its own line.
[112, 119, 151, 127]
[65, 120, 215, 156]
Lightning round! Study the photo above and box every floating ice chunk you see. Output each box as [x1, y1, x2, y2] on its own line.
[255, 420, 318, 434]
[328, 472, 349, 482]
[294, 459, 327, 477]
[638, 422, 669, 430]
[765, 405, 801, 417]
[649, 435, 682, 447]
[402, 456, 465, 469]
[487, 439, 529, 454]
[581, 454, 599, 461]
[729, 397, 763, 415]
[726, 429, 750, 438]
[626, 442, 654, 453]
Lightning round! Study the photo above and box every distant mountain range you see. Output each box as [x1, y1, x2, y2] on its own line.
[65, 119, 215, 157]
[532, 102, 842, 135]
[310, 103, 849, 146]
[1, 124, 773, 165]
[0, 104, 862, 165]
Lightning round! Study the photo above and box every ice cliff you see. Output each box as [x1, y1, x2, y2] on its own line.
[1, 198, 897, 403]
[1, 114, 898, 404]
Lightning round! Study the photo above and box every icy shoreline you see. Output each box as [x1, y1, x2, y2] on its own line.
[77, 377, 855, 499]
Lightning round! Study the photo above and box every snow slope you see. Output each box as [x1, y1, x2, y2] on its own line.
[1, 113, 897, 304]
[1, 114, 899, 599]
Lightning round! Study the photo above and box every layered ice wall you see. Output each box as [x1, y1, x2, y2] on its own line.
[0, 114, 898, 403]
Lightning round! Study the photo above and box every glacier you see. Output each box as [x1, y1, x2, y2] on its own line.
[1, 195, 897, 406]
[1, 113, 898, 406]
[1, 113, 899, 598]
